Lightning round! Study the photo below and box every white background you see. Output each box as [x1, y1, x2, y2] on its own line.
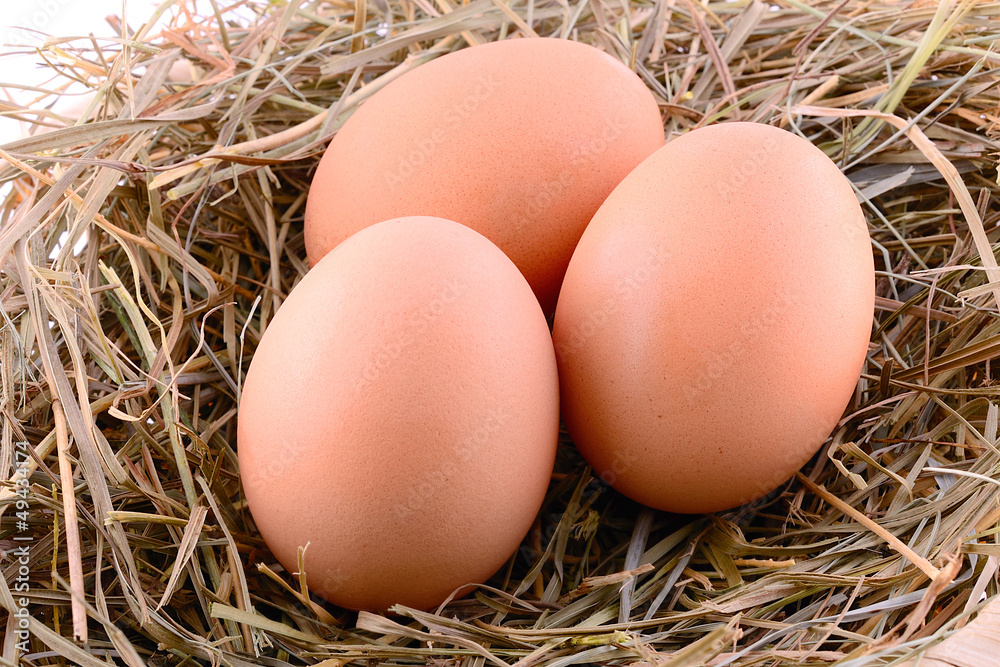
[1, 0, 167, 144]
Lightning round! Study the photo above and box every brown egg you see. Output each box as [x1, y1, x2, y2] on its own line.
[239, 217, 559, 611]
[304, 37, 664, 312]
[553, 122, 874, 514]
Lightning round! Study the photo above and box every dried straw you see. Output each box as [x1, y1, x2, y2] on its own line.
[1, 0, 1000, 665]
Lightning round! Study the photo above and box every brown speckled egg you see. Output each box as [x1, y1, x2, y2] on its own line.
[239, 217, 559, 611]
[553, 122, 874, 514]
[304, 37, 664, 313]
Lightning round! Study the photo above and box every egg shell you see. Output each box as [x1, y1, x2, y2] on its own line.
[553, 122, 875, 514]
[238, 216, 559, 611]
[304, 37, 665, 313]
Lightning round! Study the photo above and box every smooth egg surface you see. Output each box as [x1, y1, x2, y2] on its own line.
[553, 122, 875, 514]
[304, 37, 664, 312]
[239, 216, 559, 610]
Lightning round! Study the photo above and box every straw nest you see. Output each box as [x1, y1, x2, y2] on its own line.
[2, 0, 1000, 665]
